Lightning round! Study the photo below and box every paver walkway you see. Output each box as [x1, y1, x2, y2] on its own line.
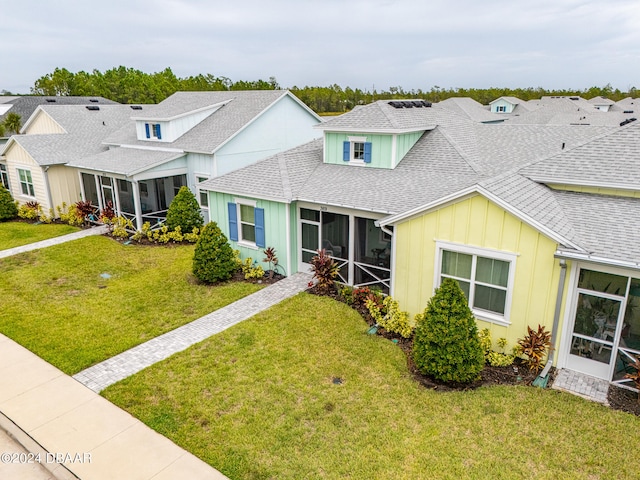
[551, 368, 610, 404]
[0, 225, 109, 259]
[74, 272, 313, 393]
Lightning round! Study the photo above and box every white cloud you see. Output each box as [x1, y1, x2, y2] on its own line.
[1, 0, 638, 94]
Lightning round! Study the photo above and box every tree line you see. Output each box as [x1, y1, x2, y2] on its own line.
[23, 66, 638, 113]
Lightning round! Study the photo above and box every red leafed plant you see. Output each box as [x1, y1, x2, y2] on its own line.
[517, 324, 553, 373]
[310, 249, 340, 295]
[75, 200, 95, 219]
[100, 201, 115, 221]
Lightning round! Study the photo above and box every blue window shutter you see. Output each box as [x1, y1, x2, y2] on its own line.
[228, 202, 238, 241]
[156, 124, 162, 140]
[343, 141, 350, 161]
[145, 123, 150, 139]
[255, 207, 265, 248]
[364, 142, 372, 163]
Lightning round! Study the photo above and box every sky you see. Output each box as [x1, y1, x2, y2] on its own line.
[2, 0, 639, 95]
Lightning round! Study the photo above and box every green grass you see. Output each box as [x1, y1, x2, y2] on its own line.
[0, 221, 80, 249]
[0, 236, 262, 374]
[103, 293, 640, 480]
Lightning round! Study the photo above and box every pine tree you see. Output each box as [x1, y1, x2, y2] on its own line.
[412, 278, 484, 383]
[0, 185, 18, 221]
[192, 222, 237, 283]
[166, 186, 203, 233]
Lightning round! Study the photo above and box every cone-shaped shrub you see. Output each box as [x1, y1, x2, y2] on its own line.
[412, 278, 484, 383]
[166, 186, 203, 233]
[192, 222, 237, 283]
[0, 185, 17, 221]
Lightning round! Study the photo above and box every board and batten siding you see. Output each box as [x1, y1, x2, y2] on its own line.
[393, 194, 571, 353]
[23, 110, 65, 135]
[47, 165, 82, 211]
[208, 192, 291, 275]
[216, 95, 321, 176]
[394, 131, 423, 168]
[324, 132, 394, 168]
[4, 142, 49, 208]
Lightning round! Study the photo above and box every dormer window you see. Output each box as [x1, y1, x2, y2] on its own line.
[145, 123, 162, 140]
[343, 137, 372, 164]
[496, 105, 507, 113]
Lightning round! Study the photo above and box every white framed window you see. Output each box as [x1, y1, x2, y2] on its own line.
[144, 123, 162, 140]
[343, 136, 372, 164]
[435, 241, 516, 325]
[196, 176, 209, 207]
[0, 164, 9, 191]
[239, 203, 256, 244]
[496, 105, 507, 113]
[228, 198, 264, 249]
[17, 168, 35, 197]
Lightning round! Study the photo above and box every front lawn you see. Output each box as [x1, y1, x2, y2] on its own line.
[0, 221, 80, 250]
[103, 293, 640, 480]
[0, 236, 262, 374]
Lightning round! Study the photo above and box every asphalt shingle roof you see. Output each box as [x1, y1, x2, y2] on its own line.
[67, 147, 186, 176]
[6, 105, 135, 166]
[521, 122, 640, 187]
[0, 96, 118, 129]
[103, 90, 295, 153]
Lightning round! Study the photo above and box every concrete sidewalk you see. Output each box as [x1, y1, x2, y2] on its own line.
[0, 225, 109, 259]
[74, 272, 313, 393]
[0, 334, 228, 480]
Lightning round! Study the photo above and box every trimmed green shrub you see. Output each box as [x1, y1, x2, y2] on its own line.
[0, 186, 17, 221]
[412, 278, 484, 383]
[192, 222, 237, 283]
[166, 186, 203, 233]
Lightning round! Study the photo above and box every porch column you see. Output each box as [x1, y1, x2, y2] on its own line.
[94, 175, 103, 210]
[132, 180, 143, 231]
[112, 177, 121, 215]
[348, 214, 355, 285]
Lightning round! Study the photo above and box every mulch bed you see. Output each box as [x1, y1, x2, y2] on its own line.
[308, 284, 640, 416]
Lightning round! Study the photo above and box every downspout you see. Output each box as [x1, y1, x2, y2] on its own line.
[538, 258, 567, 380]
[42, 166, 54, 213]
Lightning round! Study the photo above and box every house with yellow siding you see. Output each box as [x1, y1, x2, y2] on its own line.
[201, 99, 640, 390]
[1, 104, 136, 212]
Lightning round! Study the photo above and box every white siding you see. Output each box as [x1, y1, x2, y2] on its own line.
[216, 95, 321, 176]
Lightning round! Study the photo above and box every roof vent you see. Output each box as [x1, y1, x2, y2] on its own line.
[130, 105, 143, 110]
[89, 99, 99, 103]
[46, 99, 56, 102]
[624, 110, 634, 114]
[569, 97, 579, 101]
[388, 101, 404, 108]
[620, 118, 637, 127]
[85, 105, 100, 111]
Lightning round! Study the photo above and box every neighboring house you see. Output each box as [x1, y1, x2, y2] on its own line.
[0, 96, 117, 192]
[65, 90, 322, 228]
[201, 98, 640, 389]
[488, 96, 528, 114]
[589, 96, 615, 112]
[1, 105, 135, 211]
